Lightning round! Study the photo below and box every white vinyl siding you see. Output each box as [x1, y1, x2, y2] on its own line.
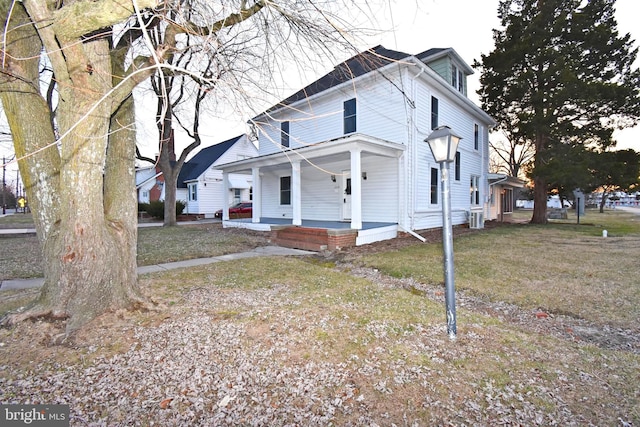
[243, 52, 493, 233]
[257, 71, 410, 157]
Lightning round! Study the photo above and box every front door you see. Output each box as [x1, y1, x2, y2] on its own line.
[341, 171, 351, 220]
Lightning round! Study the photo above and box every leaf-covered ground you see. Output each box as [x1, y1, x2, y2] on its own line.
[1, 211, 638, 425]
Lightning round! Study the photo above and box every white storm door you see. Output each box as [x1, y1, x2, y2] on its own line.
[341, 171, 352, 220]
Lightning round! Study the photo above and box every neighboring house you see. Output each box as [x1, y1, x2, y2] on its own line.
[487, 174, 526, 223]
[217, 45, 495, 249]
[177, 135, 258, 218]
[135, 165, 163, 204]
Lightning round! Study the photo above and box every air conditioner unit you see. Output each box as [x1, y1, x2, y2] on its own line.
[469, 212, 484, 229]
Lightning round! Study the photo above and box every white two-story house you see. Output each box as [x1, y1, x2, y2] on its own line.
[217, 45, 495, 250]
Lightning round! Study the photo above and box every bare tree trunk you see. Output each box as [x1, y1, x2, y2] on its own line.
[531, 133, 548, 224]
[1, 11, 143, 333]
[39, 38, 143, 332]
[0, 1, 60, 243]
[599, 193, 608, 213]
[163, 168, 179, 226]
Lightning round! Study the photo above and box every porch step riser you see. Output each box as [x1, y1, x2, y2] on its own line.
[272, 227, 357, 251]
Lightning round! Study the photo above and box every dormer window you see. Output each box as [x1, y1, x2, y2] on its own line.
[451, 64, 465, 93]
[452, 65, 458, 88]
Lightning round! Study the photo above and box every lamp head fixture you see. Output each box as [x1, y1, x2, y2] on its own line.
[424, 125, 462, 164]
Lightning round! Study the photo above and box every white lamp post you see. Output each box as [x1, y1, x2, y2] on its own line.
[425, 126, 462, 340]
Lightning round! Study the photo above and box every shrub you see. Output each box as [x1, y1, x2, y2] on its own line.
[146, 200, 165, 219]
[145, 200, 187, 219]
[176, 200, 186, 216]
[138, 202, 150, 213]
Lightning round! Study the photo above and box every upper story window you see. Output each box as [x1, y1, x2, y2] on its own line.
[344, 98, 356, 134]
[431, 96, 439, 130]
[452, 64, 465, 93]
[452, 65, 458, 89]
[474, 124, 479, 150]
[281, 121, 290, 148]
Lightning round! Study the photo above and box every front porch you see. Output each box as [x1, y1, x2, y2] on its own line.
[223, 218, 398, 251]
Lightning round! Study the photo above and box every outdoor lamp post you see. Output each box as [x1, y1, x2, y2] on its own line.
[425, 126, 462, 340]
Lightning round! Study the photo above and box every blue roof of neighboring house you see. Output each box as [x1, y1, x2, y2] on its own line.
[177, 135, 242, 188]
[258, 45, 411, 116]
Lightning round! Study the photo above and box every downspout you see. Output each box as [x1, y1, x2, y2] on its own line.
[408, 67, 424, 232]
[398, 224, 427, 242]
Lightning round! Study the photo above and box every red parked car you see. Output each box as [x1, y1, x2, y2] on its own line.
[214, 202, 252, 219]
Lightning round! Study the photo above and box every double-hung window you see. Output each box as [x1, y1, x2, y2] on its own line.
[430, 167, 439, 204]
[452, 65, 464, 93]
[452, 65, 458, 89]
[470, 176, 480, 206]
[431, 96, 439, 130]
[280, 176, 291, 205]
[344, 98, 356, 134]
[188, 183, 197, 201]
[281, 121, 290, 148]
[474, 124, 479, 150]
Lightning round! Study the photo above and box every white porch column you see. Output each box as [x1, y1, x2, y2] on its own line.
[292, 160, 302, 226]
[222, 171, 230, 221]
[350, 148, 363, 229]
[252, 167, 261, 223]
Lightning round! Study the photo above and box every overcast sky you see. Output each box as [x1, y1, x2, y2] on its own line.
[2, 0, 639, 180]
[368, 0, 640, 151]
[140, 0, 638, 156]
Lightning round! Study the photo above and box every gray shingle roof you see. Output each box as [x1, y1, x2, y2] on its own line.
[177, 135, 242, 188]
[258, 45, 411, 117]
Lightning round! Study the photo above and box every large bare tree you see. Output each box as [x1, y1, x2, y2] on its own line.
[0, 0, 368, 333]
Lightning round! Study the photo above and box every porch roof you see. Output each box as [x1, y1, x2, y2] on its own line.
[488, 173, 526, 188]
[215, 133, 405, 174]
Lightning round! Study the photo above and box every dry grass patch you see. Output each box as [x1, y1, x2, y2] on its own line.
[0, 235, 42, 280]
[0, 223, 269, 280]
[1, 257, 638, 424]
[360, 219, 640, 329]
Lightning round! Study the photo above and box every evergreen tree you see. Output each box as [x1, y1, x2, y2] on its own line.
[476, 0, 640, 223]
[587, 149, 640, 212]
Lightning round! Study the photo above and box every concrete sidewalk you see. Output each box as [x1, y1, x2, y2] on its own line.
[0, 246, 315, 291]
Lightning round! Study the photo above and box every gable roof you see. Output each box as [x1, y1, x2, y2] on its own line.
[177, 135, 243, 188]
[260, 45, 411, 116]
